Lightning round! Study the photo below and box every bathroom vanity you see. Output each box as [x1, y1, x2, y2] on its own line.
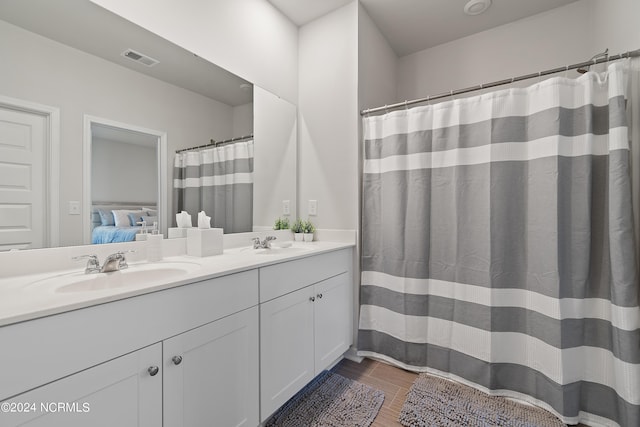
[0, 242, 354, 426]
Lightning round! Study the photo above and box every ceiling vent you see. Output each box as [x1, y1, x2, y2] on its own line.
[121, 49, 159, 67]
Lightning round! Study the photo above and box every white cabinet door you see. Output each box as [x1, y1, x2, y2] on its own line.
[314, 272, 352, 373]
[0, 343, 162, 427]
[163, 306, 259, 427]
[260, 286, 315, 422]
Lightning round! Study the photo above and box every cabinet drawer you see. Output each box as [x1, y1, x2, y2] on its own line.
[259, 248, 352, 302]
[0, 270, 258, 401]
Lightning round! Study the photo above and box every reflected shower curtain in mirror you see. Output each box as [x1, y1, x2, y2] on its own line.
[358, 61, 640, 427]
[173, 140, 253, 233]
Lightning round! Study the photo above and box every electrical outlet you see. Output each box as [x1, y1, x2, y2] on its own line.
[308, 200, 317, 216]
[282, 200, 290, 215]
[68, 201, 80, 215]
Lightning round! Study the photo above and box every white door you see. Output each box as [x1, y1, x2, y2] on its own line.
[0, 343, 163, 427]
[0, 106, 46, 250]
[314, 272, 353, 373]
[163, 307, 259, 427]
[260, 286, 315, 422]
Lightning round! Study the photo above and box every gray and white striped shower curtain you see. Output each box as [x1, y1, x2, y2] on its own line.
[358, 61, 640, 426]
[173, 140, 253, 233]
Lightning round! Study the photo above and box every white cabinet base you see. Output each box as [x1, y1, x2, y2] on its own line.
[0, 344, 162, 427]
[164, 307, 259, 427]
[260, 248, 353, 423]
[314, 272, 352, 372]
[260, 287, 315, 421]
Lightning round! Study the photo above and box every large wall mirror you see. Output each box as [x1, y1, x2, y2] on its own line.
[0, 0, 297, 250]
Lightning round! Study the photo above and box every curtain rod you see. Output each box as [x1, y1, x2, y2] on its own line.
[176, 134, 254, 153]
[360, 48, 640, 116]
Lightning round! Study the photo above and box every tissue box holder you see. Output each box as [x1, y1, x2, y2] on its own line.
[187, 228, 223, 257]
[168, 227, 188, 239]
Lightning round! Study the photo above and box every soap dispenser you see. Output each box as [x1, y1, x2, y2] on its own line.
[146, 222, 163, 262]
[135, 219, 148, 241]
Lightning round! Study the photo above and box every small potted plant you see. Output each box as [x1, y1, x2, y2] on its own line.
[291, 218, 305, 241]
[273, 217, 290, 230]
[303, 219, 315, 242]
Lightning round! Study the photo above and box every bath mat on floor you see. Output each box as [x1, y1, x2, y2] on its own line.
[399, 373, 565, 427]
[265, 370, 385, 427]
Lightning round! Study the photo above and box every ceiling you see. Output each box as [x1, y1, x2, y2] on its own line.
[92, 124, 158, 148]
[0, 0, 253, 106]
[268, 0, 580, 57]
[1, 0, 582, 99]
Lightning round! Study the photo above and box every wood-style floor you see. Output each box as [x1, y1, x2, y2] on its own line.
[331, 357, 588, 427]
[331, 357, 416, 427]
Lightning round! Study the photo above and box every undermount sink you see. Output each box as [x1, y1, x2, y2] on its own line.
[26, 261, 201, 293]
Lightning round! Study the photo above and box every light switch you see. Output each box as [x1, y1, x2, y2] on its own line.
[308, 200, 317, 216]
[68, 201, 80, 215]
[282, 200, 290, 215]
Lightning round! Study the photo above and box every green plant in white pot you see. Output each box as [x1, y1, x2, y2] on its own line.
[303, 219, 315, 242]
[291, 218, 305, 241]
[273, 217, 290, 230]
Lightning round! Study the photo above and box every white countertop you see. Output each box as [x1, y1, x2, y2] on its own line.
[0, 241, 354, 328]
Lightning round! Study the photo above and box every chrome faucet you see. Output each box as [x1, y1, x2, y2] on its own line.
[100, 252, 129, 273]
[252, 236, 277, 249]
[73, 251, 133, 274]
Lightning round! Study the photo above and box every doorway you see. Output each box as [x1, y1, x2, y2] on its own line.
[0, 95, 59, 250]
[83, 116, 167, 244]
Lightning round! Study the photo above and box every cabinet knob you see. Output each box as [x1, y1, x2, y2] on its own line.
[309, 296, 316, 302]
[148, 366, 159, 377]
[172, 355, 183, 365]
[317, 293, 323, 299]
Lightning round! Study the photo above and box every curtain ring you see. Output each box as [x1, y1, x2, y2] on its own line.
[384, 104, 389, 114]
[404, 100, 409, 110]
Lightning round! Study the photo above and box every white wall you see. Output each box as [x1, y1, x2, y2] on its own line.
[91, 138, 157, 204]
[253, 87, 297, 228]
[397, 1, 595, 101]
[590, 0, 640, 53]
[397, 0, 640, 102]
[358, 4, 397, 112]
[298, 1, 359, 231]
[232, 102, 254, 137]
[90, 0, 299, 104]
[0, 20, 234, 246]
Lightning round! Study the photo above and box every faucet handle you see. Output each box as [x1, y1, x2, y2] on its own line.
[115, 250, 135, 269]
[72, 254, 100, 273]
[264, 235, 276, 248]
[73, 254, 99, 263]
